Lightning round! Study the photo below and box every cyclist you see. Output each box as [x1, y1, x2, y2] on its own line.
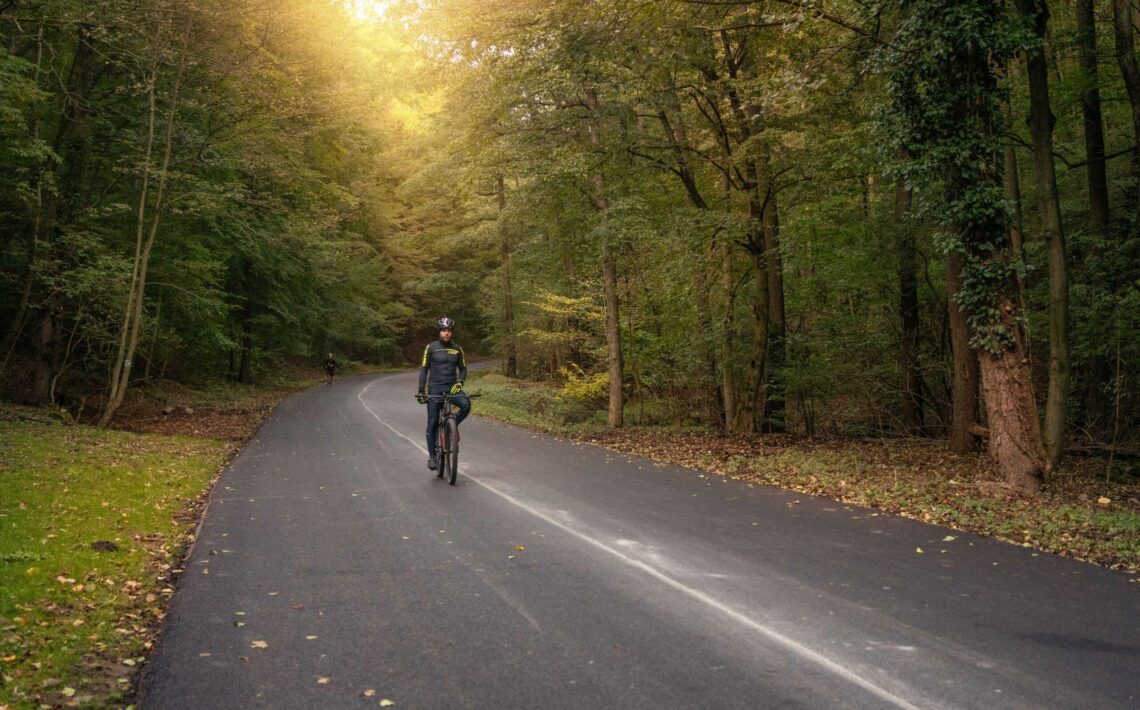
[416, 317, 470, 470]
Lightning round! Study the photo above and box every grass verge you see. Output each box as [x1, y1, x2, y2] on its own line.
[467, 371, 1140, 575]
[0, 418, 228, 709]
[0, 374, 316, 709]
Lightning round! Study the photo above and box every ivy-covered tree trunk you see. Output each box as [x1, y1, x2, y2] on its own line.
[882, 0, 1046, 491]
[1016, 0, 1069, 469]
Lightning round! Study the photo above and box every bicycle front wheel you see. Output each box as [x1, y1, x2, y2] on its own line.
[445, 417, 459, 485]
[435, 425, 446, 478]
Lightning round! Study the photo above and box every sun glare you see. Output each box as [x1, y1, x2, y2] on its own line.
[344, 0, 390, 21]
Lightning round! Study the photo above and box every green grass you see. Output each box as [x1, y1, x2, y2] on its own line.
[0, 421, 229, 709]
[469, 372, 605, 431]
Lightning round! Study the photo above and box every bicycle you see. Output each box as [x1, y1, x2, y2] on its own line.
[417, 391, 480, 485]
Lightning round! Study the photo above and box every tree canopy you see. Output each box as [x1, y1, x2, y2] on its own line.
[2, 0, 1138, 486]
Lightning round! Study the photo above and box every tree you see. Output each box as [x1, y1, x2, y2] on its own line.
[1014, 0, 1069, 469]
[880, 0, 1047, 492]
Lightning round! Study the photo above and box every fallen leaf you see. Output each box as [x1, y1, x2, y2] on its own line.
[380, 701, 395, 708]
[250, 640, 268, 649]
[317, 677, 331, 685]
[942, 536, 957, 542]
[515, 545, 525, 552]
[1097, 497, 1111, 506]
[306, 635, 318, 640]
[122, 659, 137, 667]
[364, 689, 377, 697]
[915, 548, 924, 554]
[61, 687, 76, 697]
[199, 652, 212, 657]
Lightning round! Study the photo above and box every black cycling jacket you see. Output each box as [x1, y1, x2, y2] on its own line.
[418, 340, 467, 393]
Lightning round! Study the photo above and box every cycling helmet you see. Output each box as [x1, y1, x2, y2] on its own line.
[437, 316, 455, 330]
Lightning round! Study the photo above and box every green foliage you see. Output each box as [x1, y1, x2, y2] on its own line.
[559, 363, 608, 403]
[3, 0, 1136, 447]
[876, 0, 1032, 355]
[0, 0, 421, 405]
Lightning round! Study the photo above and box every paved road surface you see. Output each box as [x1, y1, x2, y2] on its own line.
[140, 370, 1139, 709]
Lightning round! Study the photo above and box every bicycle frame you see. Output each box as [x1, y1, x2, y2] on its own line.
[421, 392, 478, 485]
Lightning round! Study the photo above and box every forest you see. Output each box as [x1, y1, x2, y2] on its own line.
[1, 0, 1138, 492]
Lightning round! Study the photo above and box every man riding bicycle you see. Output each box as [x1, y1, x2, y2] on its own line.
[417, 317, 470, 470]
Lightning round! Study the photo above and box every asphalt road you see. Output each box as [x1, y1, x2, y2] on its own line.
[140, 370, 1139, 709]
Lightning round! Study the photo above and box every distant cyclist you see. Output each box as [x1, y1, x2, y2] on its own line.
[322, 352, 337, 386]
[416, 317, 470, 470]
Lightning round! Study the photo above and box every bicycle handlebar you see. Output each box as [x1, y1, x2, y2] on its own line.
[416, 392, 482, 402]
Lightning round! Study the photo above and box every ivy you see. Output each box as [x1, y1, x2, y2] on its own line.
[875, 0, 1033, 355]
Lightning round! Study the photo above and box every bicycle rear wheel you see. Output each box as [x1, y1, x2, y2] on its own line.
[445, 417, 459, 485]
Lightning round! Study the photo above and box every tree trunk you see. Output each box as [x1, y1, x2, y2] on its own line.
[979, 297, 1047, 493]
[734, 202, 770, 434]
[1113, 0, 1140, 225]
[31, 313, 54, 405]
[100, 27, 187, 426]
[1017, 0, 1069, 469]
[1003, 103, 1029, 316]
[895, 164, 924, 435]
[602, 239, 623, 428]
[946, 253, 979, 453]
[1076, 0, 1111, 230]
[584, 87, 623, 428]
[757, 149, 786, 433]
[719, 234, 737, 432]
[692, 252, 718, 426]
[497, 174, 517, 377]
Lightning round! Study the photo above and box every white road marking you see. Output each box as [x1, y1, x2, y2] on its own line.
[357, 379, 924, 710]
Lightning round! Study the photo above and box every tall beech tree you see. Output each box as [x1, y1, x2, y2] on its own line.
[1014, 0, 1069, 468]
